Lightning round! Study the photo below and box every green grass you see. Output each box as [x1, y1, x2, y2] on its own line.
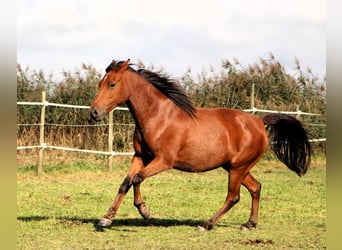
[17, 158, 326, 249]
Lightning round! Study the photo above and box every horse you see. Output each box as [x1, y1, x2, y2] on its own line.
[89, 59, 311, 231]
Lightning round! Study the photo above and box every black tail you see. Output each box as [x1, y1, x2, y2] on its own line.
[263, 113, 312, 177]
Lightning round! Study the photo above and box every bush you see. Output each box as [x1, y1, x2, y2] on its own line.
[17, 54, 326, 166]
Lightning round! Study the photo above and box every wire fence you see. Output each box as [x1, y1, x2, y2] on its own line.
[17, 91, 326, 174]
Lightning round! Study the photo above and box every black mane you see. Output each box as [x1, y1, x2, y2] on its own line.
[107, 61, 197, 118]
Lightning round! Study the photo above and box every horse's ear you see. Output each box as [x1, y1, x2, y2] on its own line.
[118, 59, 130, 73]
[105, 60, 117, 73]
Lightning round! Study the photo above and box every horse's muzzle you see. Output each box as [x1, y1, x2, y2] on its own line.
[89, 108, 102, 122]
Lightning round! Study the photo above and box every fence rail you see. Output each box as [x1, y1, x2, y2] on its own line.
[17, 91, 326, 174]
[244, 107, 323, 116]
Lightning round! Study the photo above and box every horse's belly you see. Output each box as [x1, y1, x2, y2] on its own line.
[174, 141, 231, 172]
[173, 161, 223, 172]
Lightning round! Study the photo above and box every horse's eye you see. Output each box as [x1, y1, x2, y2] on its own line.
[109, 82, 116, 88]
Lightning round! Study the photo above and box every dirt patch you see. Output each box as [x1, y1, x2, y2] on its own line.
[243, 239, 274, 246]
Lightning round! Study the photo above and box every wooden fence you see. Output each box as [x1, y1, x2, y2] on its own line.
[17, 91, 325, 174]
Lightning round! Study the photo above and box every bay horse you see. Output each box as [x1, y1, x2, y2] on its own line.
[89, 59, 311, 231]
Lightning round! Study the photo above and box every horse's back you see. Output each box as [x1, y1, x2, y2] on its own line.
[173, 108, 268, 171]
[195, 107, 265, 134]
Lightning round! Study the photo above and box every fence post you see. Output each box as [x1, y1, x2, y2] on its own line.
[37, 91, 46, 175]
[251, 82, 255, 113]
[107, 110, 114, 171]
[296, 104, 300, 119]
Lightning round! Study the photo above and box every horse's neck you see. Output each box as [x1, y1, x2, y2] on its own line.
[125, 75, 175, 130]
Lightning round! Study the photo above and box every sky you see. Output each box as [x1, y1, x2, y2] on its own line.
[17, 0, 326, 80]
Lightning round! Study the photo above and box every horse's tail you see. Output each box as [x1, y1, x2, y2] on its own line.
[262, 113, 312, 177]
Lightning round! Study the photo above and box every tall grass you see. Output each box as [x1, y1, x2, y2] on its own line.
[17, 55, 326, 167]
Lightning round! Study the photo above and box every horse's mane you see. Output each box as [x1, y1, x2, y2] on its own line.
[106, 61, 197, 118]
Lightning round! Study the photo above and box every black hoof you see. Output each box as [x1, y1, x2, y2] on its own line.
[137, 203, 150, 219]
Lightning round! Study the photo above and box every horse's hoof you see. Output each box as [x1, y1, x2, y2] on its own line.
[196, 222, 213, 232]
[138, 203, 150, 219]
[196, 225, 208, 232]
[240, 224, 250, 231]
[97, 218, 112, 227]
[240, 221, 256, 231]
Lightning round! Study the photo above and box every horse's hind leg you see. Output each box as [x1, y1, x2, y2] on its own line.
[197, 155, 263, 231]
[241, 172, 261, 230]
[197, 169, 244, 231]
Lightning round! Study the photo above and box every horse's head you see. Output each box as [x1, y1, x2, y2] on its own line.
[90, 59, 130, 121]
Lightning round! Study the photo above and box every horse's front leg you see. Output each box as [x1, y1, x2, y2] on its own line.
[131, 156, 150, 219]
[98, 155, 145, 227]
[133, 182, 150, 219]
[131, 155, 174, 219]
[131, 155, 173, 218]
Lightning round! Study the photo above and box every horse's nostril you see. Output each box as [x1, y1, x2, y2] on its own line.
[92, 109, 98, 117]
[90, 108, 100, 121]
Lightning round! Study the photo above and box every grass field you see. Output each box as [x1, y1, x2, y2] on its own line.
[17, 157, 326, 249]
